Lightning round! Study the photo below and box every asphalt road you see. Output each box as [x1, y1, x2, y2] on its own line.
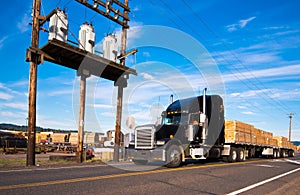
[0, 154, 299, 195]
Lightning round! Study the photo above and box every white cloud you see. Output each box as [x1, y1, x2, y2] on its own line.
[3, 102, 28, 111]
[240, 17, 256, 28]
[90, 104, 113, 109]
[48, 89, 73, 96]
[143, 52, 151, 57]
[0, 92, 13, 100]
[9, 79, 28, 87]
[141, 72, 154, 80]
[237, 105, 247, 109]
[262, 26, 288, 30]
[272, 30, 300, 37]
[0, 111, 27, 120]
[226, 16, 256, 32]
[17, 12, 31, 33]
[241, 52, 280, 64]
[1, 111, 16, 117]
[0, 36, 8, 49]
[100, 111, 115, 117]
[230, 89, 270, 98]
[223, 64, 300, 83]
[132, 6, 140, 12]
[38, 119, 76, 130]
[0, 82, 24, 97]
[228, 87, 300, 103]
[242, 111, 254, 115]
[230, 93, 240, 97]
[268, 89, 300, 100]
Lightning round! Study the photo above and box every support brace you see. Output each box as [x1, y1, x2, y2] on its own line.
[26, 47, 44, 64]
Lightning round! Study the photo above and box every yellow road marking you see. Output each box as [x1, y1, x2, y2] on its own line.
[0, 159, 268, 190]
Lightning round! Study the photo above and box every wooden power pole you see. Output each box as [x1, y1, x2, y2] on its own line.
[77, 72, 89, 163]
[75, 0, 132, 163]
[288, 113, 295, 142]
[26, 0, 41, 166]
[113, 0, 129, 162]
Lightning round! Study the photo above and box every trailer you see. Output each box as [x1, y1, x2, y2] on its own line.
[126, 88, 296, 167]
[222, 120, 295, 162]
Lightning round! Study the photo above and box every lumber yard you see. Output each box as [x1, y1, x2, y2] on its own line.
[126, 88, 296, 168]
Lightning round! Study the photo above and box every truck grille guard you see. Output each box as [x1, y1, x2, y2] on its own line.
[135, 125, 155, 149]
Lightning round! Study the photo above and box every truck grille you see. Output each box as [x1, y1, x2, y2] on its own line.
[135, 125, 155, 149]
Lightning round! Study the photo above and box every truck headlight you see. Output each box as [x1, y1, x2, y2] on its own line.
[156, 140, 165, 145]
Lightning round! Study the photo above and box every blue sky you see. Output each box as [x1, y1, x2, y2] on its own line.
[0, 0, 300, 140]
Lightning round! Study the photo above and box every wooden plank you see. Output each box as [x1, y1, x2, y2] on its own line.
[245, 133, 251, 143]
[225, 130, 245, 143]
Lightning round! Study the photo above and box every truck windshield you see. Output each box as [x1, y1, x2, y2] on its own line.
[162, 114, 188, 125]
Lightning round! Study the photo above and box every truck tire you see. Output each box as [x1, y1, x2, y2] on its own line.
[236, 148, 244, 162]
[133, 160, 148, 165]
[288, 150, 295, 157]
[273, 150, 278, 159]
[227, 147, 237, 163]
[166, 145, 182, 168]
[280, 150, 287, 158]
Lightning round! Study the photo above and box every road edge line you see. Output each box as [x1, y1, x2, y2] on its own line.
[227, 167, 300, 195]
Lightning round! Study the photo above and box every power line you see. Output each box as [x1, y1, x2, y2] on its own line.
[177, 0, 293, 115]
[145, 1, 272, 121]
[146, 0, 295, 124]
[180, 0, 292, 115]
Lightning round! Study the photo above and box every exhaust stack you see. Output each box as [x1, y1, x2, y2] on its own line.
[202, 88, 207, 115]
[170, 94, 173, 104]
[201, 88, 207, 144]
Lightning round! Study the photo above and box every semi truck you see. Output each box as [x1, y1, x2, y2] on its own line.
[126, 88, 296, 168]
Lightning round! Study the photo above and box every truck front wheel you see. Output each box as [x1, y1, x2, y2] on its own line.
[166, 145, 182, 168]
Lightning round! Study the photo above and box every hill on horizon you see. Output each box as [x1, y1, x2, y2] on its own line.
[0, 123, 77, 133]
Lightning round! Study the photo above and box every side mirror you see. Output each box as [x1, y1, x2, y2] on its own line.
[161, 111, 167, 118]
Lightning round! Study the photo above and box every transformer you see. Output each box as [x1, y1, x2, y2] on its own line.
[79, 22, 95, 54]
[48, 9, 68, 42]
[103, 34, 118, 62]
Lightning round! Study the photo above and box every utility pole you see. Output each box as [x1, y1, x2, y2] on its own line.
[288, 113, 295, 142]
[26, 0, 41, 166]
[113, 0, 129, 162]
[77, 75, 86, 163]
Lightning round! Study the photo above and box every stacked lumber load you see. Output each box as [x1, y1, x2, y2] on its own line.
[225, 120, 280, 147]
[84, 132, 99, 145]
[225, 120, 253, 143]
[51, 133, 68, 143]
[287, 142, 296, 150]
[273, 136, 288, 148]
[35, 133, 48, 143]
[268, 138, 278, 147]
[257, 129, 273, 145]
[69, 133, 78, 145]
